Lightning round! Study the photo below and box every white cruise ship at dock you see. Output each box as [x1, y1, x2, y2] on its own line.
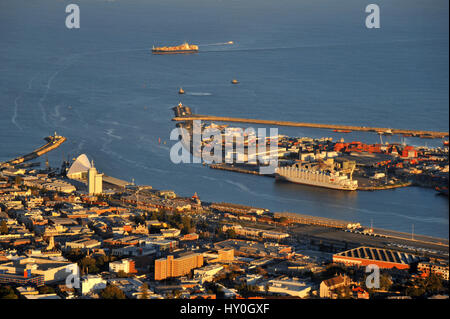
[275, 165, 358, 191]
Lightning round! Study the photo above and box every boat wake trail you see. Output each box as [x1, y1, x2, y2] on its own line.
[12, 96, 22, 131]
[38, 54, 81, 127]
[39, 68, 66, 125]
[199, 42, 234, 47]
[186, 92, 212, 96]
[27, 74, 38, 90]
[100, 137, 169, 175]
[105, 128, 123, 140]
[82, 48, 150, 56]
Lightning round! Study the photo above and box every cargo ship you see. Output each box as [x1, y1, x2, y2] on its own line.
[275, 164, 358, 191]
[333, 129, 352, 133]
[152, 42, 199, 54]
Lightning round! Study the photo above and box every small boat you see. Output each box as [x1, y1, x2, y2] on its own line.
[178, 88, 185, 94]
[231, 79, 239, 84]
[444, 140, 449, 146]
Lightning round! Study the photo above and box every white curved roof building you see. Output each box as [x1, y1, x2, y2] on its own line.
[67, 154, 92, 179]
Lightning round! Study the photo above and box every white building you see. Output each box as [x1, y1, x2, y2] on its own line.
[216, 283, 238, 299]
[193, 264, 223, 283]
[65, 238, 101, 250]
[0, 257, 77, 284]
[81, 275, 107, 295]
[245, 274, 263, 285]
[160, 228, 181, 238]
[88, 162, 103, 195]
[109, 258, 135, 274]
[258, 277, 312, 298]
[67, 154, 92, 180]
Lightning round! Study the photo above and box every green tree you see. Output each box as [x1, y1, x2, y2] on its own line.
[100, 285, 126, 299]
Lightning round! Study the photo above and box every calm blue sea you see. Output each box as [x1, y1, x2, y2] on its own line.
[0, 0, 448, 237]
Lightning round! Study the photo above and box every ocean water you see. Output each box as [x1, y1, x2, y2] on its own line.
[0, 0, 448, 238]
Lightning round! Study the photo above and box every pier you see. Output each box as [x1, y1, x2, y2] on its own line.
[1, 133, 66, 166]
[172, 114, 449, 139]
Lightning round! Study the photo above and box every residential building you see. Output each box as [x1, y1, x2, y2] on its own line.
[155, 253, 203, 280]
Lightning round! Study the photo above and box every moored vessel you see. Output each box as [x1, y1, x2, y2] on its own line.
[275, 164, 358, 191]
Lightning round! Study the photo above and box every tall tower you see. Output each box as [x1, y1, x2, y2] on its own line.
[88, 160, 103, 195]
[46, 236, 55, 251]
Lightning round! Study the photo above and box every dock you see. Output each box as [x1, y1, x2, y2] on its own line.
[172, 114, 448, 139]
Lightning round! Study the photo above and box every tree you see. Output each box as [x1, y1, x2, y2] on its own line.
[173, 289, 182, 299]
[38, 285, 55, 294]
[0, 220, 8, 235]
[100, 285, 126, 299]
[323, 264, 347, 278]
[379, 273, 393, 291]
[79, 256, 99, 274]
[139, 283, 149, 299]
[264, 283, 270, 295]
[277, 217, 288, 224]
[133, 214, 146, 226]
[65, 249, 85, 262]
[116, 270, 129, 278]
[256, 267, 267, 276]
[0, 286, 18, 299]
[14, 176, 23, 186]
[199, 231, 210, 239]
[226, 229, 237, 239]
[425, 273, 443, 294]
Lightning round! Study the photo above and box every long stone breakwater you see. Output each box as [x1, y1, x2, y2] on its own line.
[172, 114, 449, 139]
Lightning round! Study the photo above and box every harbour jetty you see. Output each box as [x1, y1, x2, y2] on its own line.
[1, 133, 66, 166]
[172, 114, 448, 139]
